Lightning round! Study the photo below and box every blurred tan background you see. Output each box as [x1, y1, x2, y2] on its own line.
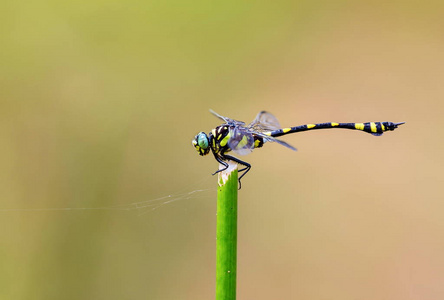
[1, 1, 443, 299]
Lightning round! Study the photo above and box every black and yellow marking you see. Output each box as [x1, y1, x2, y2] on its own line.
[267, 121, 404, 138]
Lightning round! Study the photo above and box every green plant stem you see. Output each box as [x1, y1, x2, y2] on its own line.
[216, 162, 238, 300]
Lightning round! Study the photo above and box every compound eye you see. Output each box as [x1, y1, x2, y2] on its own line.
[197, 132, 209, 149]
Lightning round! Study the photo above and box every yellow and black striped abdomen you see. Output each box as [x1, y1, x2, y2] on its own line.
[268, 121, 404, 138]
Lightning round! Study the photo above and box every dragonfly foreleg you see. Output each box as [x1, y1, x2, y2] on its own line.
[212, 153, 229, 176]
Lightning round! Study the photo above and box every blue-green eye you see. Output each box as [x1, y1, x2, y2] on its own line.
[198, 133, 209, 149]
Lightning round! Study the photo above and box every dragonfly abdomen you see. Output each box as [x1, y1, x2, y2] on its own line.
[268, 122, 404, 138]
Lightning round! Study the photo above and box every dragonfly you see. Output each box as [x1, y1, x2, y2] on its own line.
[192, 110, 404, 188]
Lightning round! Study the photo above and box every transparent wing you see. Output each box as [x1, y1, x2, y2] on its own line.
[210, 109, 245, 126]
[248, 111, 281, 132]
[227, 126, 255, 156]
[248, 111, 297, 151]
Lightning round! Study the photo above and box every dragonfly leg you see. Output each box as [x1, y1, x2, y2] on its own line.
[222, 154, 251, 190]
[212, 153, 229, 175]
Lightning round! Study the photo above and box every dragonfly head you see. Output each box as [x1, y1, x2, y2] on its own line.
[192, 132, 211, 156]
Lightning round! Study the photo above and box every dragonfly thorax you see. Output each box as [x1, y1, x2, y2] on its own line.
[210, 125, 232, 155]
[211, 125, 265, 155]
